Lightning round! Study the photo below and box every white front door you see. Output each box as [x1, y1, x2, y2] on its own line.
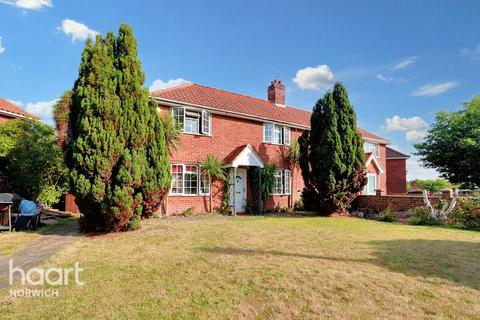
[230, 168, 247, 212]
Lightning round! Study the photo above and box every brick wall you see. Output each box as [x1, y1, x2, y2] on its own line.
[353, 190, 448, 212]
[160, 105, 304, 214]
[386, 158, 407, 194]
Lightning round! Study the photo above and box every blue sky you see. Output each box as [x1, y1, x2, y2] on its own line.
[1, 0, 479, 179]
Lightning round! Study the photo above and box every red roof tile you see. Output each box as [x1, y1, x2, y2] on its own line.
[0, 98, 31, 118]
[152, 83, 389, 143]
[386, 147, 410, 159]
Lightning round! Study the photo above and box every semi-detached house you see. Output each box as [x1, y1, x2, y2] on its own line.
[152, 80, 409, 215]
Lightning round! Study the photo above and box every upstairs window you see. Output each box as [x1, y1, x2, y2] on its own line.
[272, 170, 292, 195]
[172, 107, 211, 135]
[364, 142, 380, 159]
[263, 123, 291, 146]
[263, 123, 273, 143]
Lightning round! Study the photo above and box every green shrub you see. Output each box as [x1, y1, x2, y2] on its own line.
[378, 210, 395, 222]
[447, 198, 480, 231]
[409, 207, 440, 226]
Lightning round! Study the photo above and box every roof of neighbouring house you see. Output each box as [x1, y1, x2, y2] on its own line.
[0, 97, 31, 118]
[386, 147, 410, 159]
[152, 82, 390, 144]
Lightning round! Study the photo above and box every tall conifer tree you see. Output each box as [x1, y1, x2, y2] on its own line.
[300, 82, 366, 214]
[66, 25, 170, 231]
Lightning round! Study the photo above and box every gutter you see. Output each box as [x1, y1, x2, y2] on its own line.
[0, 109, 27, 119]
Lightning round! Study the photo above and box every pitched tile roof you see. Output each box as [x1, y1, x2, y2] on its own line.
[386, 147, 410, 159]
[0, 97, 31, 118]
[152, 82, 389, 143]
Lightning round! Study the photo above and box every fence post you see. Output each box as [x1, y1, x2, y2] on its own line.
[375, 189, 383, 197]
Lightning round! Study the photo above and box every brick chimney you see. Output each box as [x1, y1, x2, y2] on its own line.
[267, 80, 285, 106]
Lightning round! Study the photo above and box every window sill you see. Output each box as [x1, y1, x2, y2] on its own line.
[169, 194, 210, 197]
[262, 142, 291, 147]
[181, 132, 213, 137]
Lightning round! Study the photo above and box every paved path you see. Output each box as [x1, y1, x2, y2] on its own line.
[0, 223, 80, 288]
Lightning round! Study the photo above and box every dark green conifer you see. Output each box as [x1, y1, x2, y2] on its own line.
[300, 82, 367, 214]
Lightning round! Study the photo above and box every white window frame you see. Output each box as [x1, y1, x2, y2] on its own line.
[284, 170, 291, 195]
[272, 169, 291, 195]
[364, 142, 380, 159]
[263, 122, 291, 146]
[201, 110, 211, 135]
[284, 126, 291, 146]
[171, 107, 211, 136]
[170, 164, 210, 196]
[263, 123, 273, 143]
[273, 124, 283, 144]
[199, 172, 210, 195]
[364, 173, 377, 195]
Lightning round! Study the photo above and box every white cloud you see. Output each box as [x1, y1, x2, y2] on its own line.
[392, 56, 417, 70]
[405, 130, 427, 141]
[149, 78, 190, 92]
[58, 19, 99, 42]
[24, 98, 58, 124]
[0, 36, 5, 54]
[407, 157, 440, 180]
[293, 65, 334, 90]
[411, 81, 459, 97]
[376, 74, 407, 83]
[0, 0, 52, 10]
[460, 44, 480, 60]
[383, 115, 429, 141]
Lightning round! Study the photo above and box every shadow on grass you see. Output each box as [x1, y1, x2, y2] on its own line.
[201, 247, 365, 263]
[202, 239, 480, 289]
[368, 239, 480, 289]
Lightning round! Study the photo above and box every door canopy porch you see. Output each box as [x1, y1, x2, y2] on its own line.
[224, 144, 264, 168]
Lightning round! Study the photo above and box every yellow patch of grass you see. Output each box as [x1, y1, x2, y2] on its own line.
[1, 216, 480, 319]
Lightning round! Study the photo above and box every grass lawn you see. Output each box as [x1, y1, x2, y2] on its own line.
[1, 215, 480, 319]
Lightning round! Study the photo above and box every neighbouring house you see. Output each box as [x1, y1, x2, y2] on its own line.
[386, 147, 410, 194]
[151, 80, 408, 215]
[0, 98, 31, 123]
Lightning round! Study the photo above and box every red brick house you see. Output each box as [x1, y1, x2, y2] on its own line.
[0, 98, 31, 123]
[152, 80, 407, 214]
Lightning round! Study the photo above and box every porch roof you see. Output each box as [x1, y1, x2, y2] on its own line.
[224, 144, 264, 168]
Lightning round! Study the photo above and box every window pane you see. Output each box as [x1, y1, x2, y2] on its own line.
[284, 170, 291, 194]
[274, 170, 283, 194]
[171, 165, 183, 194]
[185, 117, 199, 134]
[364, 142, 379, 158]
[172, 108, 184, 130]
[274, 125, 282, 144]
[202, 111, 211, 135]
[184, 165, 198, 195]
[264, 123, 273, 142]
[200, 172, 210, 194]
[284, 127, 290, 145]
